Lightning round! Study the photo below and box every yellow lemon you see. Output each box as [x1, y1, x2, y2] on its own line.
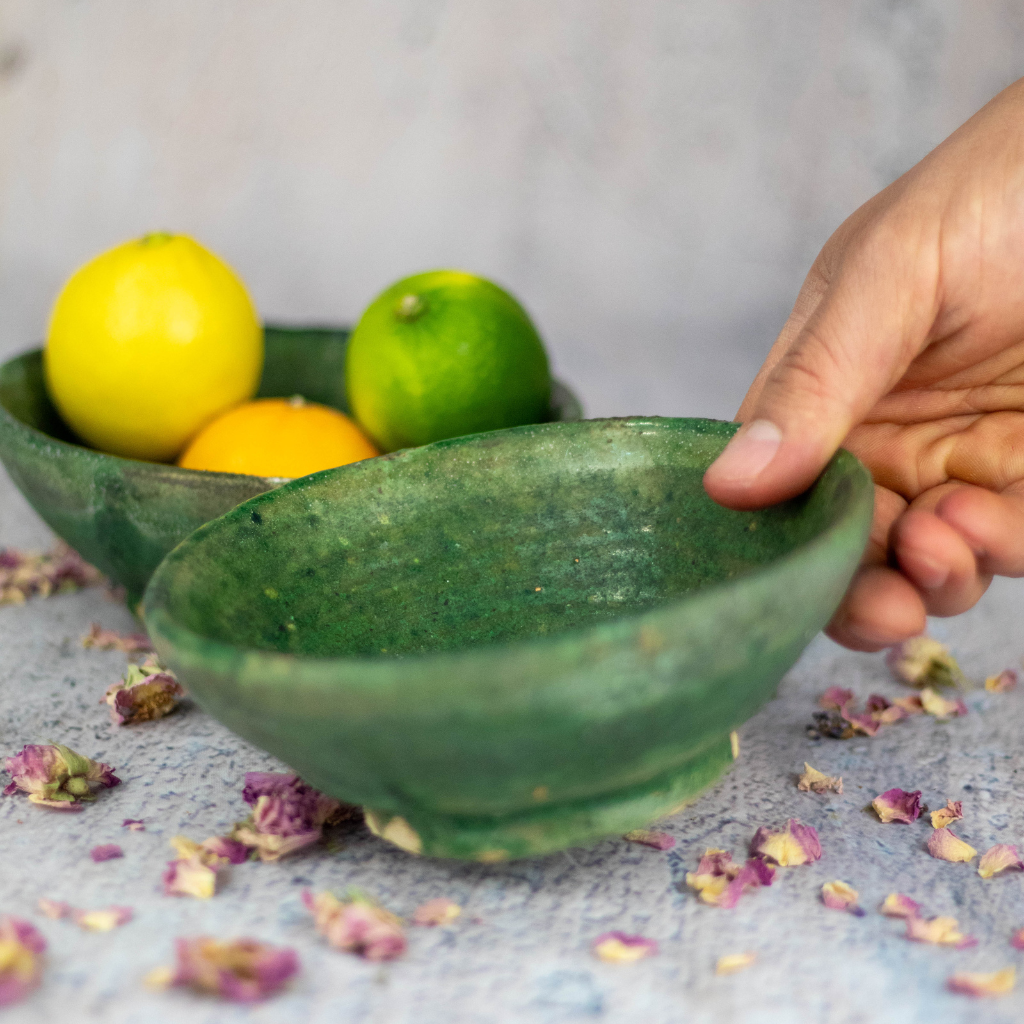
[44, 233, 263, 461]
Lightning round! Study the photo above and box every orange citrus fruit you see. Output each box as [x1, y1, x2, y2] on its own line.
[177, 396, 379, 479]
[45, 233, 263, 462]
[345, 269, 551, 452]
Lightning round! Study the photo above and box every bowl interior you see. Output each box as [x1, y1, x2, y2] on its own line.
[156, 417, 857, 659]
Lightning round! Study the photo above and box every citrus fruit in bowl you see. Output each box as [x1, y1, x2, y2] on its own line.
[44, 233, 263, 462]
[346, 269, 551, 452]
[178, 397, 379, 479]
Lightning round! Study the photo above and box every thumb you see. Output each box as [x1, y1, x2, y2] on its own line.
[703, 241, 931, 510]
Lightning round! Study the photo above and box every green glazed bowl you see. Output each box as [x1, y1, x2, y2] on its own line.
[143, 418, 873, 861]
[0, 326, 582, 607]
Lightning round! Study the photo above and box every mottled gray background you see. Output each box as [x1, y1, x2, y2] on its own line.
[1, 0, 1022, 418]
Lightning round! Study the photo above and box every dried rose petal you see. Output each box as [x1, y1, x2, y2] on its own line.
[412, 898, 461, 927]
[146, 936, 298, 1002]
[928, 828, 978, 863]
[303, 890, 405, 961]
[948, 968, 1015, 998]
[163, 856, 219, 899]
[90, 843, 123, 862]
[231, 773, 359, 862]
[81, 623, 153, 653]
[716, 952, 756, 975]
[985, 670, 1018, 693]
[872, 788, 922, 824]
[103, 659, 184, 725]
[73, 906, 133, 932]
[978, 844, 1024, 879]
[623, 829, 676, 850]
[841, 706, 880, 737]
[749, 819, 821, 866]
[200, 836, 250, 865]
[685, 848, 774, 908]
[0, 542, 102, 606]
[920, 687, 968, 719]
[0, 916, 46, 1007]
[3, 743, 119, 809]
[819, 687, 855, 711]
[122, 819, 145, 831]
[821, 881, 864, 915]
[1011, 928, 1024, 950]
[36, 899, 72, 920]
[906, 915, 975, 948]
[887, 636, 965, 689]
[879, 893, 922, 919]
[892, 695, 925, 715]
[798, 763, 843, 795]
[930, 800, 963, 829]
[592, 932, 658, 963]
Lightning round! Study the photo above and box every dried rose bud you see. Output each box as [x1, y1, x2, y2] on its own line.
[103, 659, 184, 725]
[879, 893, 921, 919]
[906, 915, 975, 948]
[90, 844, 123, 862]
[821, 881, 864, 915]
[3, 743, 119, 809]
[146, 936, 298, 1002]
[716, 952, 756, 975]
[947, 968, 1015, 998]
[985, 669, 1018, 693]
[978, 844, 1024, 879]
[592, 932, 658, 963]
[231, 772, 358, 862]
[412, 898, 461, 927]
[928, 828, 978, 863]
[920, 688, 968, 719]
[0, 916, 46, 1007]
[623, 829, 676, 850]
[749, 819, 821, 867]
[930, 800, 963, 829]
[871, 788, 922, 824]
[81, 623, 153, 653]
[73, 906, 133, 932]
[797, 763, 843, 795]
[887, 636, 966, 689]
[303, 890, 406, 961]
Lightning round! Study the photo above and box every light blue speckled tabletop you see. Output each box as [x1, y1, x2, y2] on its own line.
[2, 470, 1023, 1024]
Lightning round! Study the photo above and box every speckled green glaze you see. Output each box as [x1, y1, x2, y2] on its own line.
[143, 418, 873, 860]
[0, 327, 582, 607]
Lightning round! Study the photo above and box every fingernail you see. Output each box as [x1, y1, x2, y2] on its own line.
[709, 420, 782, 484]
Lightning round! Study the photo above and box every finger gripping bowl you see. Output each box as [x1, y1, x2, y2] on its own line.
[143, 418, 872, 861]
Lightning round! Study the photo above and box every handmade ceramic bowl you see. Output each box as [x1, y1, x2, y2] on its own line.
[0, 326, 582, 607]
[143, 417, 873, 861]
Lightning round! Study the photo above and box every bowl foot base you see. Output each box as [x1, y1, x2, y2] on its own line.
[364, 733, 735, 861]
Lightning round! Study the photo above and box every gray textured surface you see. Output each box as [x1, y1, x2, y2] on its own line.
[2, 462, 1024, 1023]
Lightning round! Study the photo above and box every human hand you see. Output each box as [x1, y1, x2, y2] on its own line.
[703, 78, 1024, 651]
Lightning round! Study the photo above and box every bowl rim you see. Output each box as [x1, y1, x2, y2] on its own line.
[143, 415, 874, 687]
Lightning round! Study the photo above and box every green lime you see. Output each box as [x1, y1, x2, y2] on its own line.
[345, 269, 551, 452]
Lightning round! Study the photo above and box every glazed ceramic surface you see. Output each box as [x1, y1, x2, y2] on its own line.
[144, 417, 873, 860]
[0, 327, 582, 607]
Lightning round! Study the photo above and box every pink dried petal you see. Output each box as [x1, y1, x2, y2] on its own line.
[978, 844, 1024, 879]
[412, 898, 461, 927]
[122, 819, 145, 831]
[3, 743, 119, 808]
[928, 829, 978, 863]
[821, 880, 864, 915]
[920, 687, 968, 719]
[163, 856, 219, 899]
[90, 844, 123, 863]
[201, 836, 250, 865]
[592, 932, 658, 963]
[892, 695, 925, 715]
[985, 669, 1018, 693]
[887, 636, 965, 689]
[879, 893, 922, 918]
[147, 936, 298, 1002]
[104, 661, 184, 725]
[871, 788, 922, 824]
[930, 800, 963, 829]
[37, 899, 72, 920]
[81, 623, 153, 653]
[841, 706, 880, 737]
[947, 968, 1015, 998]
[0, 542, 101, 606]
[623, 829, 676, 851]
[797, 763, 843, 795]
[0, 916, 46, 1008]
[750, 819, 821, 866]
[72, 906, 133, 932]
[303, 890, 405, 961]
[1011, 928, 1024, 950]
[906, 915, 975, 948]
[819, 687, 854, 711]
[686, 856, 772, 908]
[695, 848, 735, 876]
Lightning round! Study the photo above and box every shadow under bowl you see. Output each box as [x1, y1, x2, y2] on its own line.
[143, 416, 873, 861]
[0, 325, 583, 607]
